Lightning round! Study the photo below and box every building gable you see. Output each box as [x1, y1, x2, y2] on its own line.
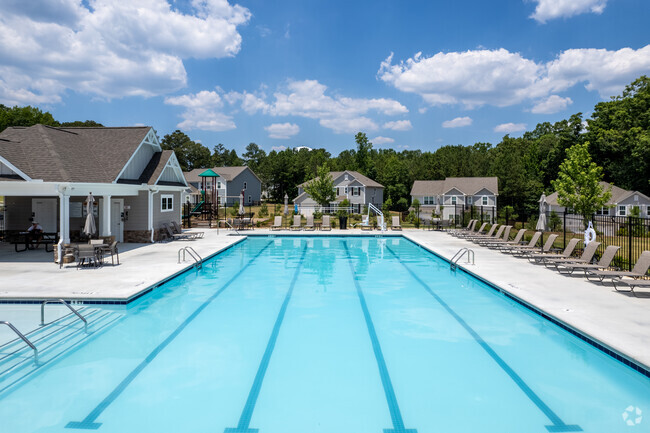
[115, 128, 163, 183]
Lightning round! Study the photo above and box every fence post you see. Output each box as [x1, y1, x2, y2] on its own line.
[563, 209, 567, 249]
[628, 216, 633, 271]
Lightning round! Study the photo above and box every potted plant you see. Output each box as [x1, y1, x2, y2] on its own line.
[337, 199, 350, 230]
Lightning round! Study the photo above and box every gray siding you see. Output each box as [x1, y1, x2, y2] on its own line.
[124, 191, 148, 231]
[226, 168, 261, 205]
[153, 190, 182, 228]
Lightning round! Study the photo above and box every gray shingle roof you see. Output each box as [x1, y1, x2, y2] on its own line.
[546, 182, 649, 206]
[298, 170, 383, 188]
[184, 166, 256, 183]
[0, 125, 151, 183]
[410, 177, 498, 196]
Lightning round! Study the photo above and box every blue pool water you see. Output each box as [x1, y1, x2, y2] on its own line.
[0, 236, 649, 433]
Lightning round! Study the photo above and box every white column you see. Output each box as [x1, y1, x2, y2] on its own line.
[57, 188, 70, 263]
[101, 195, 112, 236]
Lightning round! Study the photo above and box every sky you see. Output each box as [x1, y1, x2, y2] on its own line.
[1, 0, 649, 155]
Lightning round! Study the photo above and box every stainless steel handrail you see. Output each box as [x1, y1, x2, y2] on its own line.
[224, 219, 241, 235]
[450, 248, 475, 270]
[0, 321, 38, 364]
[41, 299, 88, 333]
[178, 247, 203, 268]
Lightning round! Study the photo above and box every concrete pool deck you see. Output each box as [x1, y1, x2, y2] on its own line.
[0, 228, 648, 372]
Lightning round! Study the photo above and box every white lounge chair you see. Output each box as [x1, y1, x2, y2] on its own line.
[391, 216, 401, 231]
[290, 215, 302, 231]
[321, 215, 332, 231]
[271, 216, 283, 230]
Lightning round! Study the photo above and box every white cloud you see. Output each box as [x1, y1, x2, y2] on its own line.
[530, 0, 607, 23]
[229, 79, 408, 134]
[264, 122, 300, 139]
[371, 136, 395, 145]
[271, 145, 287, 151]
[379, 45, 650, 109]
[530, 95, 573, 114]
[164, 90, 236, 131]
[0, 0, 250, 105]
[383, 120, 412, 131]
[494, 123, 527, 133]
[442, 116, 473, 128]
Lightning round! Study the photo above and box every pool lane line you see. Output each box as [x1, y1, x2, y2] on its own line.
[343, 241, 418, 433]
[385, 245, 582, 433]
[224, 243, 308, 433]
[66, 241, 273, 431]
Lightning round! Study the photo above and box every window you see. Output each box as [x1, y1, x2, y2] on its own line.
[248, 195, 252, 204]
[482, 196, 488, 206]
[467, 196, 473, 205]
[619, 205, 626, 216]
[352, 187, 359, 196]
[243, 182, 247, 190]
[161, 194, 174, 212]
[423, 196, 435, 205]
[344, 187, 348, 194]
[451, 196, 457, 205]
[596, 207, 609, 216]
[217, 181, 222, 189]
[344, 174, 349, 181]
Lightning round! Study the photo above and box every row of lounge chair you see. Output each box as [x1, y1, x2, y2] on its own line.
[450, 219, 650, 296]
[269, 215, 404, 230]
[162, 221, 204, 241]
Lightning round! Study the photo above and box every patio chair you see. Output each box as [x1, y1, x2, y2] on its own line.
[495, 228, 527, 251]
[457, 222, 487, 239]
[304, 215, 315, 231]
[162, 223, 192, 241]
[172, 221, 204, 239]
[360, 215, 372, 231]
[543, 241, 601, 269]
[104, 240, 120, 266]
[321, 215, 332, 231]
[449, 219, 476, 237]
[77, 244, 99, 268]
[503, 231, 542, 255]
[290, 215, 302, 231]
[465, 224, 499, 242]
[271, 216, 283, 230]
[477, 225, 510, 247]
[586, 250, 650, 284]
[527, 237, 579, 263]
[554, 245, 620, 275]
[610, 279, 650, 297]
[391, 216, 402, 231]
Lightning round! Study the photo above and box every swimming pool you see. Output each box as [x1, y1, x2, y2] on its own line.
[0, 236, 648, 432]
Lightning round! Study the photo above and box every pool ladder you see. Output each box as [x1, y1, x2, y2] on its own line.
[41, 299, 88, 333]
[450, 248, 475, 271]
[178, 246, 202, 269]
[0, 321, 38, 364]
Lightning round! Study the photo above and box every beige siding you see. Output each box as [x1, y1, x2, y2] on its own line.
[124, 191, 148, 231]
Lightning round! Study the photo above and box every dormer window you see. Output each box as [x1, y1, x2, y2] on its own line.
[344, 174, 348, 181]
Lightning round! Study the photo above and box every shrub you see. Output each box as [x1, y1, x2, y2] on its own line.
[259, 202, 269, 217]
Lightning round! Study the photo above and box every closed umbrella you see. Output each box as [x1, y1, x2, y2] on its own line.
[284, 193, 288, 215]
[239, 190, 245, 215]
[435, 195, 441, 217]
[536, 193, 547, 231]
[83, 193, 96, 236]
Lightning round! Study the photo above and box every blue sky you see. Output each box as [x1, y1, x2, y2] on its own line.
[1, 0, 649, 155]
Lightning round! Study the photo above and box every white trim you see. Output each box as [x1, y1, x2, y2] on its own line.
[153, 152, 188, 187]
[0, 155, 33, 181]
[113, 127, 161, 183]
[161, 194, 174, 212]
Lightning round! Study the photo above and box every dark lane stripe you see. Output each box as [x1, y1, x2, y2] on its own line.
[385, 245, 581, 433]
[66, 241, 273, 430]
[225, 243, 308, 433]
[343, 241, 417, 433]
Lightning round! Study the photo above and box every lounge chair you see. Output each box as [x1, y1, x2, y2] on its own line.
[495, 228, 527, 251]
[477, 225, 510, 247]
[162, 223, 193, 241]
[360, 215, 372, 231]
[457, 222, 487, 239]
[321, 215, 332, 231]
[391, 216, 402, 231]
[271, 216, 283, 230]
[465, 224, 499, 242]
[514, 233, 559, 258]
[503, 231, 542, 255]
[450, 220, 477, 237]
[527, 237, 579, 263]
[172, 221, 204, 239]
[554, 245, 620, 275]
[304, 215, 315, 231]
[290, 215, 302, 231]
[586, 250, 650, 284]
[611, 279, 650, 297]
[544, 241, 601, 269]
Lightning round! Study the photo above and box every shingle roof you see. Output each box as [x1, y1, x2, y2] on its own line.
[298, 170, 383, 188]
[184, 166, 253, 183]
[410, 177, 498, 196]
[546, 182, 649, 206]
[0, 125, 151, 183]
[116, 150, 185, 186]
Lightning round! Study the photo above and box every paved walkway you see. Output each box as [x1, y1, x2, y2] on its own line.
[0, 228, 648, 371]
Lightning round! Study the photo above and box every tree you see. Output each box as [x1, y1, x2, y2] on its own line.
[60, 120, 104, 127]
[160, 130, 211, 171]
[551, 142, 612, 228]
[354, 132, 375, 178]
[0, 105, 59, 132]
[242, 142, 266, 173]
[304, 164, 336, 206]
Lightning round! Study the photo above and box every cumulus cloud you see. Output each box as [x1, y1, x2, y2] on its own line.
[264, 122, 300, 139]
[442, 116, 473, 128]
[530, 0, 607, 23]
[494, 123, 527, 133]
[0, 0, 250, 105]
[530, 95, 573, 114]
[379, 45, 650, 109]
[164, 90, 236, 131]
[383, 120, 412, 131]
[228, 79, 408, 134]
[371, 136, 395, 145]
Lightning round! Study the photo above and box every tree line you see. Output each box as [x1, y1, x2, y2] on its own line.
[2, 76, 648, 219]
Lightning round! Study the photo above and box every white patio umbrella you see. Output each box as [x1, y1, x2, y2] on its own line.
[239, 190, 245, 215]
[83, 193, 96, 236]
[284, 193, 288, 215]
[435, 195, 441, 217]
[536, 193, 547, 231]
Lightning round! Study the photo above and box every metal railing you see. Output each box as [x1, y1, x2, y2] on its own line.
[178, 247, 203, 269]
[0, 321, 38, 364]
[450, 248, 475, 271]
[41, 299, 88, 333]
